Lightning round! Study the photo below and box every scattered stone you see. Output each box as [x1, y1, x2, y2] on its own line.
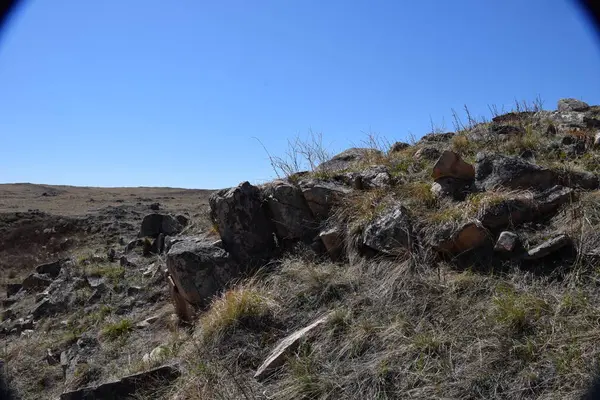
[432, 222, 489, 254]
[477, 198, 534, 230]
[209, 181, 277, 263]
[315, 148, 381, 173]
[319, 227, 344, 261]
[59, 364, 181, 400]
[524, 234, 572, 260]
[149, 202, 160, 211]
[142, 263, 159, 277]
[6, 283, 22, 298]
[558, 170, 599, 190]
[558, 98, 590, 112]
[300, 180, 352, 221]
[263, 180, 316, 243]
[31, 298, 59, 319]
[389, 141, 410, 153]
[139, 213, 183, 238]
[546, 123, 558, 136]
[35, 260, 63, 278]
[362, 204, 413, 256]
[1, 309, 15, 322]
[432, 150, 475, 181]
[475, 153, 557, 191]
[490, 124, 525, 136]
[46, 348, 60, 366]
[414, 147, 441, 161]
[535, 185, 575, 215]
[494, 231, 521, 253]
[166, 238, 238, 306]
[594, 131, 600, 148]
[255, 315, 328, 380]
[22, 273, 53, 293]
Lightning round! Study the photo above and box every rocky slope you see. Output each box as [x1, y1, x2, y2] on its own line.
[4, 98, 600, 399]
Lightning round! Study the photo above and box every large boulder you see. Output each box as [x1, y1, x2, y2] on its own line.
[432, 150, 475, 181]
[166, 238, 238, 306]
[139, 214, 183, 238]
[475, 153, 557, 191]
[262, 180, 316, 242]
[299, 180, 352, 221]
[209, 182, 277, 263]
[361, 204, 413, 256]
[315, 148, 381, 173]
[431, 222, 489, 254]
[557, 98, 590, 112]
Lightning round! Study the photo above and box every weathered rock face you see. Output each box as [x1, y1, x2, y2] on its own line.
[60, 364, 180, 400]
[414, 147, 441, 161]
[558, 98, 590, 112]
[535, 186, 575, 215]
[432, 222, 489, 254]
[432, 151, 475, 181]
[139, 214, 183, 238]
[475, 153, 557, 191]
[209, 182, 277, 263]
[166, 238, 238, 306]
[477, 198, 534, 230]
[362, 204, 412, 256]
[315, 148, 382, 173]
[389, 142, 410, 153]
[263, 180, 316, 243]
[299, 180, 352, 221]
[420, 132, 455, 143]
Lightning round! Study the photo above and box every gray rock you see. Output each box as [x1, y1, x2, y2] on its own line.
[255, 315, 328, 381]
[432, 150, 475, 181]
[315, 148, 381, 173]
[389, 142, 410, 153]
[319, 227, 344, 261]
[119, 256, 136, 268]
[35, 260, 63, 278]
[152, 233, 166, 254]
[494, 231, 521, 253]
[149, 202, 160, 211]
[535, 186, 575, 215]
[31, 298, 60, 319]
[558, 98, 590, 112]
[139, 213, 183, 238]
[263, 180, 316, 242]
[209, 182, 277, 263]
[22, 273, 53, 293]
[477, 198, 534, 230]
[362, 204, 412, 256]
[300, 180, 352, 221]
[475, 153, 557, 191]
[166, 238, 239, 306]
[525, 234, 572, 260]
[420, 132, 455, 142]
[60, 364, 181, 400]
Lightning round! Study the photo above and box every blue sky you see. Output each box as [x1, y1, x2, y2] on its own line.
[0, 0, 599, 189]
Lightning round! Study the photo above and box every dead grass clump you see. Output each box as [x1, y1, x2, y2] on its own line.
[199, 285, 278, 343]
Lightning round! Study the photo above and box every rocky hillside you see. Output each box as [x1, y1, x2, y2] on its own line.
[4, 98, 600, 399]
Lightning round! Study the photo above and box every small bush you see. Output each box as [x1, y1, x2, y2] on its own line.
[101, 318, 134, 341]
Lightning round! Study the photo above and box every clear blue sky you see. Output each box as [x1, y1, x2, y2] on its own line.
[1, 0, 599, 189]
